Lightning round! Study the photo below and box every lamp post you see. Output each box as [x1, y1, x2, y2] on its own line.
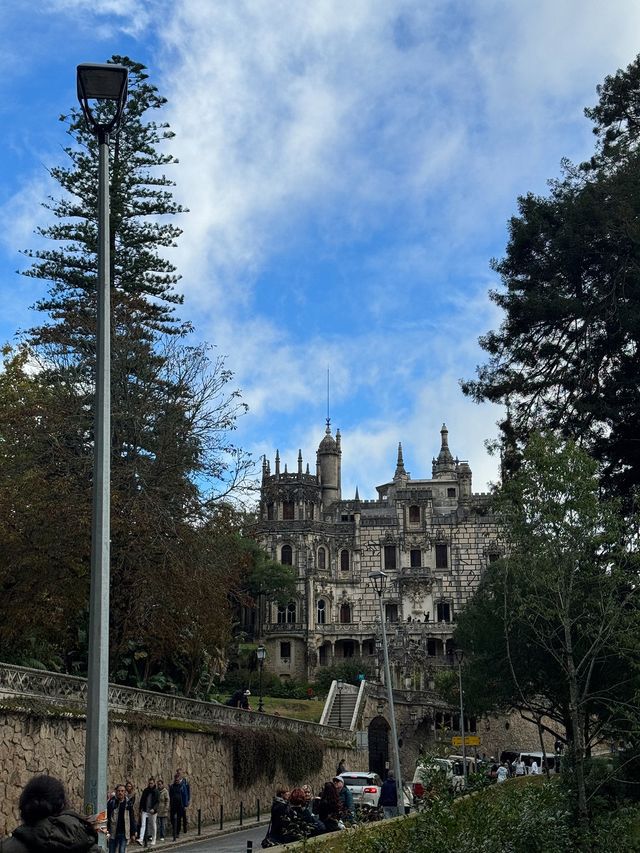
[256, 645, 266, 713]
[453, 648, 467, 787]
[76, 62, 128, 823]
[375, 636, 383, 683]
[337, 679, 344, 728]
[369, 571, 403, 812]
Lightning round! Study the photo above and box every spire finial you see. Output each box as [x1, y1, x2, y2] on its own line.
[394, 441, 407, 479]
[326, 366, 331, 433]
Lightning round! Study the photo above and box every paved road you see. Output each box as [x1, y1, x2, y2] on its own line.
[165, 825, 267, 853]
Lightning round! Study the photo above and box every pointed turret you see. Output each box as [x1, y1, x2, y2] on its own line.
[317, 422, 342, 506]
[298, 449, 303, 476]
[275, 450, 280, 476]
[432, 423, 456, 478]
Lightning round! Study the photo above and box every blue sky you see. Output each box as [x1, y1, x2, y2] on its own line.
[1, 1, 639, 500]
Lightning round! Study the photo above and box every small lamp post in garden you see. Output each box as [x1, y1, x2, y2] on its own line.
[76, 61, 128, 825]
[453, 648, 468, 787]
[257, 645, 266, 713]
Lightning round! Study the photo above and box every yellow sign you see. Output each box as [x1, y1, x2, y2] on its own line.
[451, 736, 481, 747]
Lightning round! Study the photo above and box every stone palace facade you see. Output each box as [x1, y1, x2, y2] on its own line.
[255, 422, 501, 685]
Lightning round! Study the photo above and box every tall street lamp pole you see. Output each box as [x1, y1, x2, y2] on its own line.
[453, 648, 468, 787]
[257, 645, 266, 713]
[369, 571, 404, 812]
[76, 62, 128, 822]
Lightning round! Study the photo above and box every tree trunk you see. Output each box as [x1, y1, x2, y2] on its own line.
[563, 618, 589, 833]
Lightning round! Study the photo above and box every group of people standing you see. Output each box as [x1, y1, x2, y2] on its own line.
[106, 770, 191, 853]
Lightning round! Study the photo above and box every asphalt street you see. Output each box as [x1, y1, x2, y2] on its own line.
[162, 825, 269, 853]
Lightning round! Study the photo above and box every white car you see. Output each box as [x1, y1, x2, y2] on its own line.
[338, 772, 382, 806]
[339, 772, 413, 811]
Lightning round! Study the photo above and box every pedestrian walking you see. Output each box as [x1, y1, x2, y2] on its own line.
[0, 775, 99, 853]
[137, 778, 159, 846]
[107, 784, 137, 853]
[155, 779, 169, 842]
[168, 770, 190, 839]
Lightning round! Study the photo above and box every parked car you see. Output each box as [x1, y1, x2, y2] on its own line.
[412, 758, 455, 801]
[339, 772, 413, 811]
[339, 772, 382, 806]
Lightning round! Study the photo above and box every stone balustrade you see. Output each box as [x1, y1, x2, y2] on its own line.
[0, 663, 350, 740]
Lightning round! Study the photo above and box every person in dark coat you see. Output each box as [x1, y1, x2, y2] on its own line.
[137, 779, 159, 846]
[107, 785, 137, 853]
[0, 775, 99, 853]
[226, 689, 251, 709]
[317, 782, 343, 833]
[268, 787, 297, 845]
[378, 772, 399, 819]
[168, 772, 190, 840]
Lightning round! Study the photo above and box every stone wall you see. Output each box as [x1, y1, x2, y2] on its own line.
[0, 665, 365, 836]
[0, 705, 362, 837]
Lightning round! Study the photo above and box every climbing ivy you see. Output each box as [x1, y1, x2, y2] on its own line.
[231, 728, 324, 790]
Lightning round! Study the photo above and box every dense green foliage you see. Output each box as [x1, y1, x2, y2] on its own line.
[0, 58, 260, 695]
[314, 659, 375, 692]
[305, 779, 640, 852]
[463, 55, 640, 505]
[455, 433, 639, 822]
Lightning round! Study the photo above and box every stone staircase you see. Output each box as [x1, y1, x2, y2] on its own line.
[320, 679, 366, 729]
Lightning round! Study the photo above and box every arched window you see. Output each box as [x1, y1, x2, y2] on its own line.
[277, 605, 286, 624]
[317, 599, 326, 625]
[286, 601, 297, 623]
[409, 505, 420, 523]
[281, 544, 293, 565]
[340, 603, 351, 624]
[317, 547, 326, 571]
[283, 500, 295, 520]
[340, 549, 350, 572]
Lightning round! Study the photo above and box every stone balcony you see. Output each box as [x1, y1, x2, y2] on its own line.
[262, 622, 307, 636]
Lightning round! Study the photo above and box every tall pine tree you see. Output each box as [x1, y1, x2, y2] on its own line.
[463, 55, 640, 505]
[0, 57, 250, 691]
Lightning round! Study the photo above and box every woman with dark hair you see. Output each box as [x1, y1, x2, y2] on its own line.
[317, 781, 343, 833]
[0, 775, 99, 853]
[288, 788, 325, 838]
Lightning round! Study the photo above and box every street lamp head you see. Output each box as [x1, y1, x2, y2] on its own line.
[453, 648, 465, 666]
[368, 570, 387, 595]
[77, 63, 128, 136]
[256, 645, 266, 663]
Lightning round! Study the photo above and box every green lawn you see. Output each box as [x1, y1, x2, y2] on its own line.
[216, 693, 325, 723]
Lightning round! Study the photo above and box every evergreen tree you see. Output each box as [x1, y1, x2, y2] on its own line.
[0, 57, 251, 692]
[463, 55, 640, 504]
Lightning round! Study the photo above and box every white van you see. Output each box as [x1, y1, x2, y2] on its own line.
[412, 758, 458, 799]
